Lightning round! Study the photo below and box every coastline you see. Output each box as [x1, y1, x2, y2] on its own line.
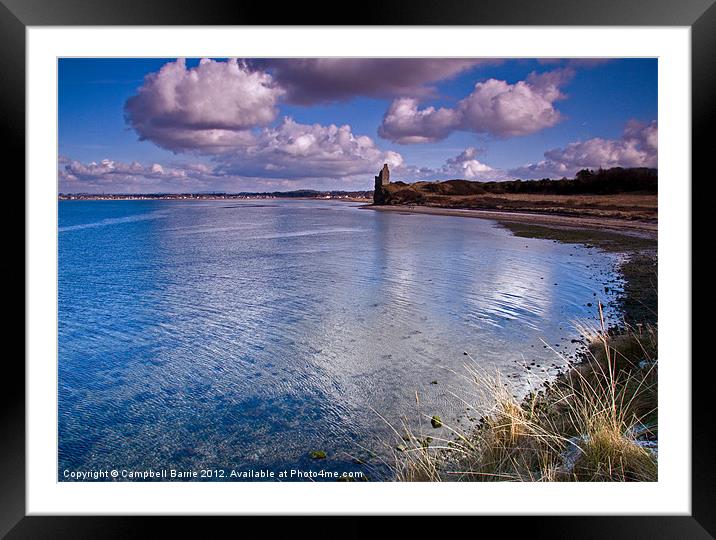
[387, 205, 658, 482]
[61, 195, 657, 481]
[361, 204, 657, 238]
[375, 200, 658, 481]
[397, 317, 658, 482]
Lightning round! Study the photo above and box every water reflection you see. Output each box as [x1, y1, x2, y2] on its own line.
[58, 200, 623, 480]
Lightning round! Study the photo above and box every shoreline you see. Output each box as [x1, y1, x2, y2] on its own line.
[361, 204, 657, 238]
[377, 199, 658, 481]
[397, 319, 658, 482]
[391, 209, 658, 482]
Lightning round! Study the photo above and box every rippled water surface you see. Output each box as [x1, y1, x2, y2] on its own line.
[58, 200, 624, 480]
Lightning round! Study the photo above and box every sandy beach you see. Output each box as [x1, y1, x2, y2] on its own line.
[361, 204, 657, 238]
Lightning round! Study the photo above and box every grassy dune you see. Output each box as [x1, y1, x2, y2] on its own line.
[380, 186, 657, 221]
[438, 192, 657, 221]
[376, 168, 658, 221]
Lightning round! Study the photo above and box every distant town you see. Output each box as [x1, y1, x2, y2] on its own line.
[58, 190, 373, 201]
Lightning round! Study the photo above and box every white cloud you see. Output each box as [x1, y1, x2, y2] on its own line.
[124, 58, 284, 153]
[377, 98, 460, 144]
[379, 69, 572, 144]
[59, 158, 212, 192]
[122, 59, 407, 181]
[60, 119, 406, 192]
[215, 117, 404, 179]
[63, 119, 657, 193]
[124, 58, 497, 152]
[458, 70, 570, 137]
[438, 147, 504, 180]
[391, 147, 508, 182]
[510, 120, 658, 179]
[61, 158, 190, 181]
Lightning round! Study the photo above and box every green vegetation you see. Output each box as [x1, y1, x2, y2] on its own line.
[380, 167, 656, 200]
[374, 167, 658, 221]
[309, 450, 327, 460]
[480, 167, 656, 195]
[498, 222, 656, 252]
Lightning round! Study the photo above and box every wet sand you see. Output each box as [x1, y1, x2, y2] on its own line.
[361, 205, 657, 238]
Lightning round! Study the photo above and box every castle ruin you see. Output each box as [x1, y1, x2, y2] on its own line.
[373, 163, 390, 204]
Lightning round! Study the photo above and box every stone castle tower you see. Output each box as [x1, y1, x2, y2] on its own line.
[373, 163, 390, 204]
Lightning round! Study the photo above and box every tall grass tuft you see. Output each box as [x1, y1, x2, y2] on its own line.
[394, 305, 658, 482]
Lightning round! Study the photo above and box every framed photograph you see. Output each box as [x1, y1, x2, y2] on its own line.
[5, 0, 710, 535]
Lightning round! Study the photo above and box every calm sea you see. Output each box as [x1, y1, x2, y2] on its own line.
[58, 200, 623, 480]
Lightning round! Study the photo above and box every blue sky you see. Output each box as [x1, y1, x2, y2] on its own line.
[58, 58, 657, 193]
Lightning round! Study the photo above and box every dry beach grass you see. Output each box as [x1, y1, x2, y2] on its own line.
[412, 192, 657, 221]
[393, 308, 658, 482]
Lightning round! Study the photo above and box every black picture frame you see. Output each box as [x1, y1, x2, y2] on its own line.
[3, 0, 709, 536]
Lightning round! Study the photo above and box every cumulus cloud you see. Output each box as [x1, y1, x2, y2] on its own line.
[379, 69, 572, 144]
[124, 58, 496, 151]
[458, 77, 563, 137]
[124, 58, 284, 153]
[58, 158, 215, 192]
[438, 147, 504, 180]
[255, 59, 489, 104]
[510, 120, 657, 179]
[215, 117, 404, 179]
[377, 98, 460, 144]
[61, 158, 190, 181]
[122, 59, 408, 179]
[57, 157, 209, 193]
[391, 147, 508, 182]
[60, 118, 406, 192]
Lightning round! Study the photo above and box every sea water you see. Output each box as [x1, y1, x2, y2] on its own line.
[58, 199, 624, 480]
